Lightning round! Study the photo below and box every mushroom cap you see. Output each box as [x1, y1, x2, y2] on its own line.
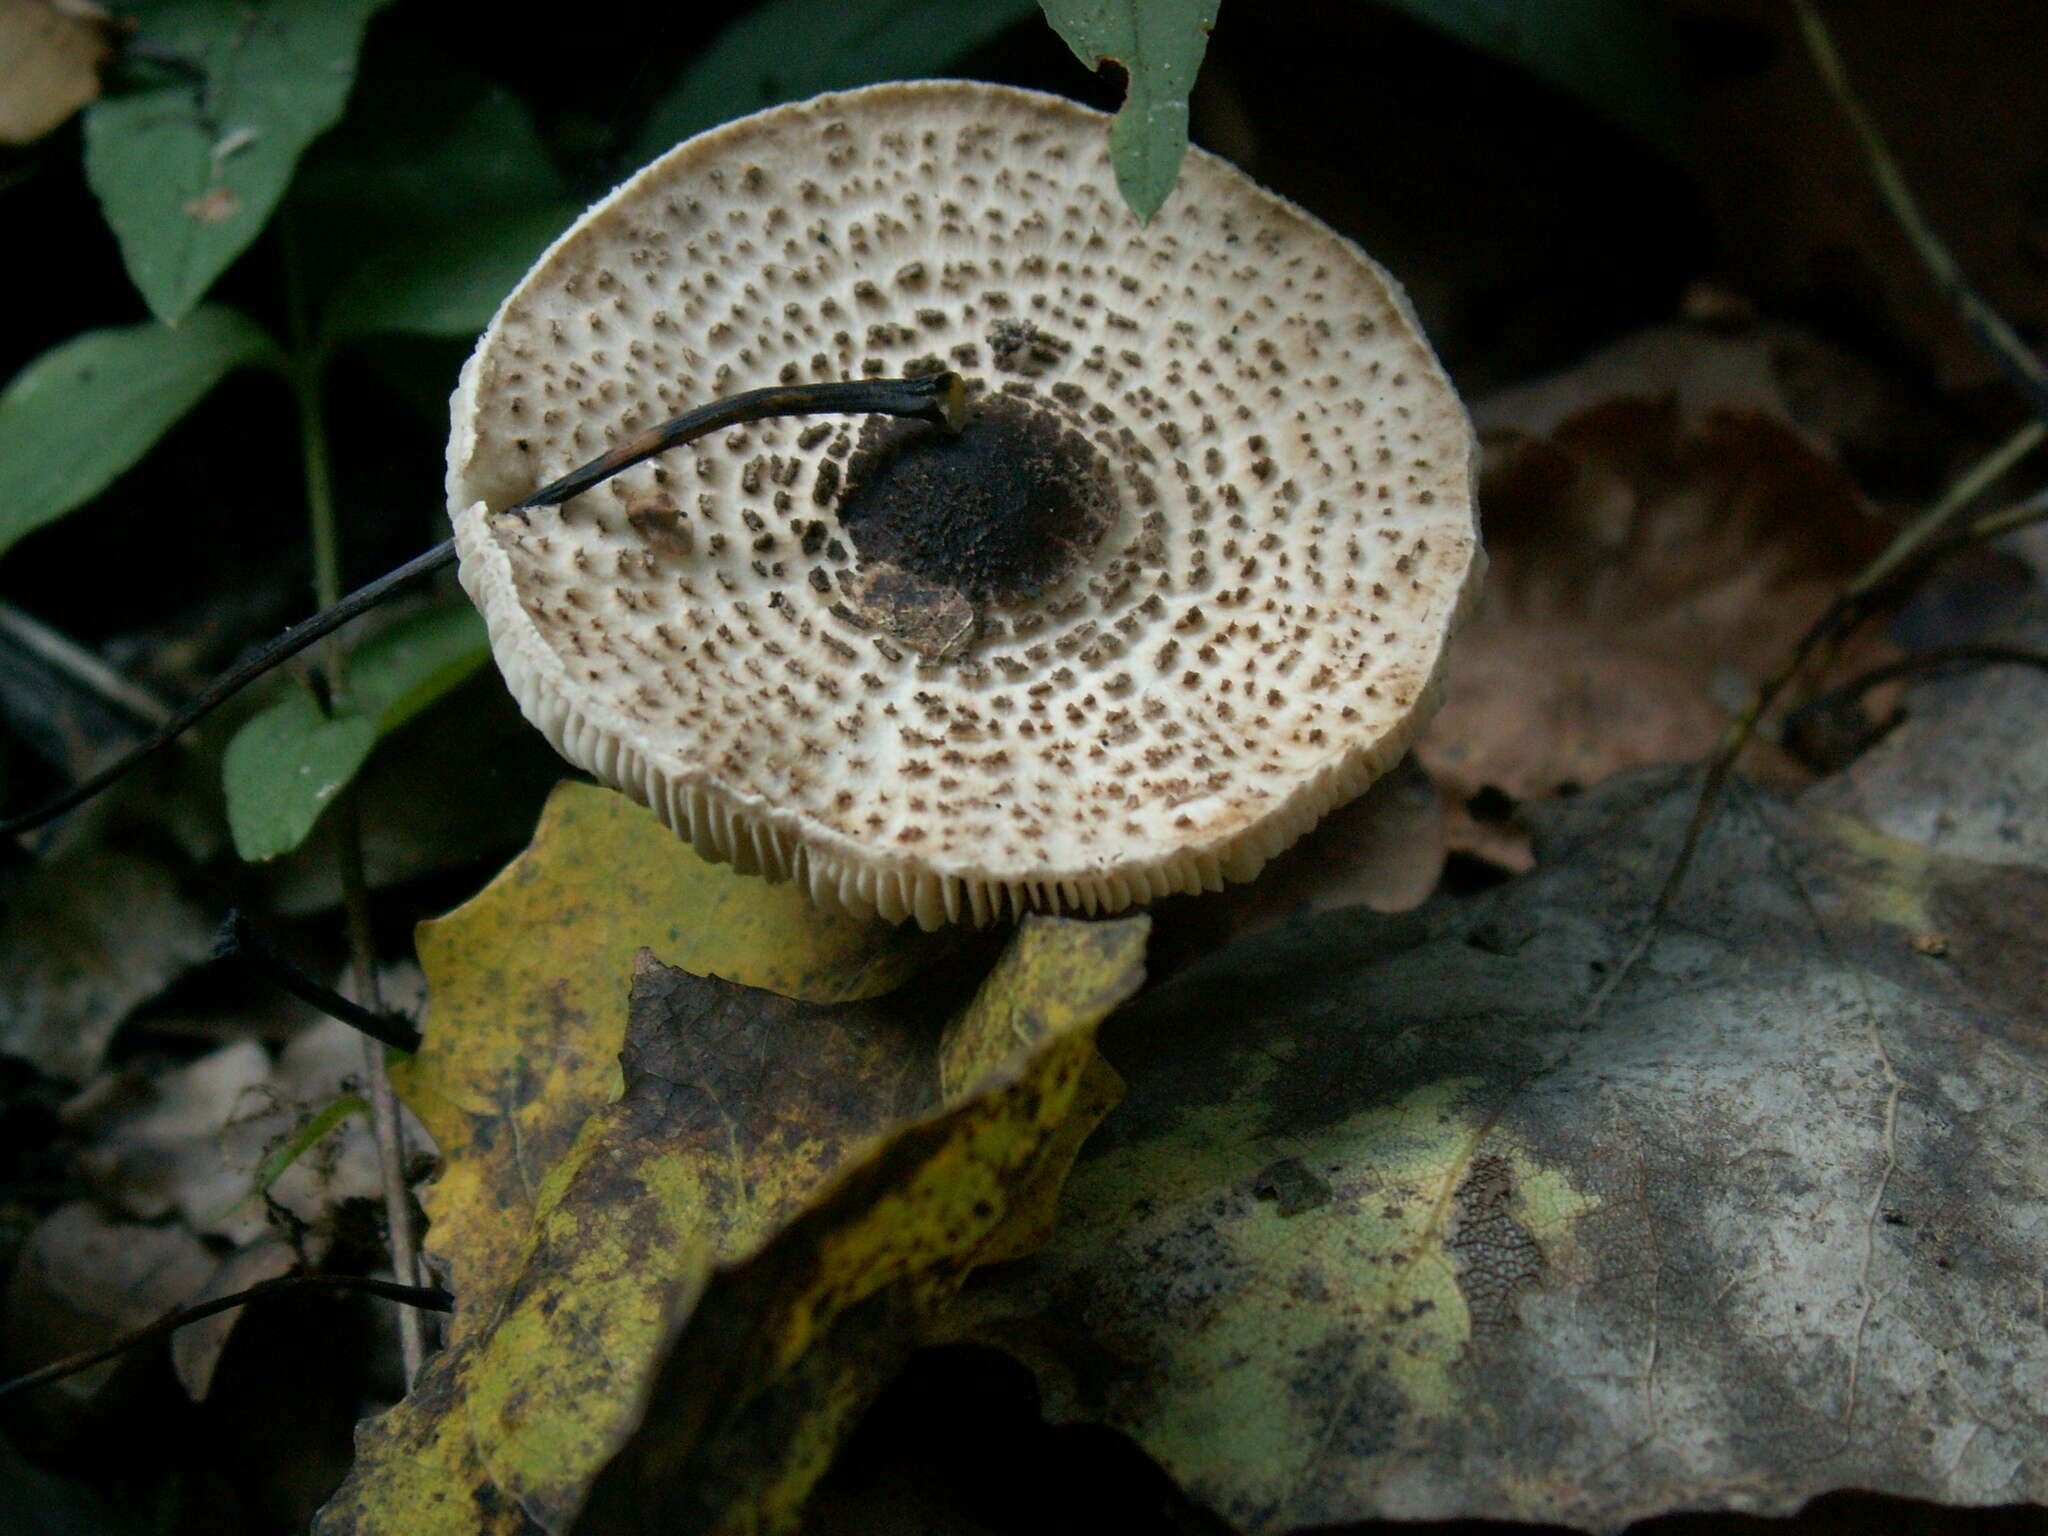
[448, 80, 1481, 929]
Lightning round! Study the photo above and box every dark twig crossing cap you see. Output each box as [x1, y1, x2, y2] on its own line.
[449, 81, 1482, 928]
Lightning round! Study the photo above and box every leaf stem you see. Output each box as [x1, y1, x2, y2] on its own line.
[298, 362, 343, 615]
[283, 211, 345, 662]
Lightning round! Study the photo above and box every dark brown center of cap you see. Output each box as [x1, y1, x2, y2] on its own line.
[834, 394, 1117, 606]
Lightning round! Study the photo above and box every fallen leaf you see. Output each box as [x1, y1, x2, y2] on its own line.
[951, 770, 2048, 1531]
[70, 1007, 416, 1248]
[1, 1201, 213, 1403]
[0, 0, 114, 145]
[573, 918, 1143, 1533]
[1809, 595, 2048, 872]
[0, 847, 214, 1081]
[72, 1037, 274, 1243]
[1420, 328, 1900, 864]
[1147, 755, 1448, 977]
[319, 915, 1145, 1535]
[1221, 754, 1447, 923]
[169, 1231, 297, 1400]
[53, 997, 424, 1400]
[395, 779, 947, 1343]
[1470, 321, 1900, 457]
[256, 1006, 415, 1232]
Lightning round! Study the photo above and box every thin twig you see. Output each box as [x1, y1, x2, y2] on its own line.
[0, 540, 458, 840]
[335, 795, 426, 1383]
[211, 910, 422, 1054]
[1792, 0, 2048, 421]
[0, 1274, 451, 1402]
[498, 371, 967, 517]
[1791, 643, 2048, 719]
[1610, 448, 2048, 1007]
[1755, 421, 2048, 719]
[0, 373, 969, 840]
[1849, 420, 2044, 600]
[0, 600, 174, 728]
[1960, 481, 2048, 544]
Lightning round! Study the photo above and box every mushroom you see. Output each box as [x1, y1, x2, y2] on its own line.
[448, 81, 1481, 929]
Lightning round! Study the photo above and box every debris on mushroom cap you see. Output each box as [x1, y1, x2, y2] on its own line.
[448, 81, 1482, 929]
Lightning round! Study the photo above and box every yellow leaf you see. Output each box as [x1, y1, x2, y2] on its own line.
[318, 915, 1145, 1536]
[396, 780, 943, 1343]
[573, 914, 1148, 1533]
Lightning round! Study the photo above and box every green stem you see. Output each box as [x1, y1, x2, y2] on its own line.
[281, 214, 344, 672]
[280, 208, 426, 1383]
[297, 361, 342, 614]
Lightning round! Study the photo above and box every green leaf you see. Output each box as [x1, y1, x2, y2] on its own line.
[1375, 0, 1688, 160]
[0, 307, 283, 560]
[223, 599, 488, 861]
[83, 0, 390, 323]
[217, 1093, 369, 1221]
[322, 201, 581, 343]
[632, 0, 1043, 165]
[1040, 0, 1220, 222]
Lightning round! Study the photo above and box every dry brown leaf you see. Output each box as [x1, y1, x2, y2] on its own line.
[1, 1201, 212, 1403]
[0, 0, 114, 146]
[169, 1232, 297, 1401]
[1420, 329, 1900, 865]
[0, 847, 214, 1081]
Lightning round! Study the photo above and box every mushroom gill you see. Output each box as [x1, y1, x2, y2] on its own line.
[448, 80, 1482, 929]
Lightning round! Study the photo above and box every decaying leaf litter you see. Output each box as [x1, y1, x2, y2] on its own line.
[5, 1, 2048, 1532]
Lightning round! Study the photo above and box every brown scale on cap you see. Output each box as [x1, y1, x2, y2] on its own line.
[448, 81, 1482, 929]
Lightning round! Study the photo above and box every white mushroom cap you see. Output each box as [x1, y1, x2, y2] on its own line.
[448, 81, 1481, 929]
